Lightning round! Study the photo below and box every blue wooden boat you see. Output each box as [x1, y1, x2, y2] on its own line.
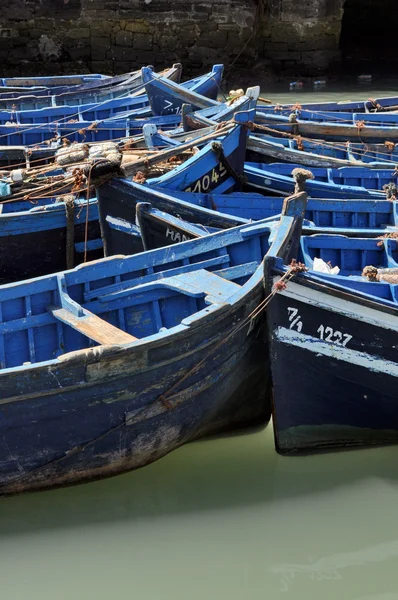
[0, 144, 57, 168]
[0, 86, 255, 165]
[144, 86, 260, 148]
[255, 110, 398, 142]
[247, 134, 397, 168]
[0, 65, 220, 125]
[98, 111, 252, 255]
[0, 114, 182, 146]
[264, 229, 398, 453]
[0, 65, 181, 111]
[143, 64, 222, 116]
[0, 71, 139, 104]
[245, 163, 391, 198]
[0, 73, 107, 88]
[260, 107, 398, 124]
[139, 188, 398, 229]
[135, 193, 398, 251]
[261, 107, 398, 130]
[0, 196, 102, 283]
[265, 95, 398, 114]
[0, 195, 306, 495]
[0, 80, 236, 147]
[96, 176, 398, 252]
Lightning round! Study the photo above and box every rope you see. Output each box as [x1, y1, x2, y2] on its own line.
[211, 141, 247, 190]
[157, 260, 307, 408]
[61, 194, 75, 270]
[249, 121, 398, 165]
[291, 168, 314, 193]
[225, 29, 256, 75]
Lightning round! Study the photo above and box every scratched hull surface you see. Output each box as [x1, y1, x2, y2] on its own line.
[0, 288, 269, 495]
[255, 112, 398, 142]
[0, 65, 216, 125]
[245, 162, 389, 199]
[246, 135, 395, 168]
[0, 66, 181, 110]
[266, 278, 398, 453]
[0, 199, 102, 283]
[143, 64, 222, 116]
[0, 221, 102, 283]
[0, 207, 304, 495]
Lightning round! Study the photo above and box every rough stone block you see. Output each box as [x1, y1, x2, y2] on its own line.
[132, 33, 152, 51]
[90, 22, 115, 35]
[107, 46, 133, 61]
[66, 28, 91, 39]
[84, 9, 118, 19]
[125, 20, 150, 33]
[91, 37, 110, 60]
[115, 30, 133, 46]
[209, 13, 230, 24]
[91, 60, 115, 73]
[66, 43, 91, 61]
[218, 23, 241, 31]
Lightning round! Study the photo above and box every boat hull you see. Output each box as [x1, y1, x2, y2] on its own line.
[0, 201, 102, 283]
[267, 277, 398, 453]
[0, 282, 270, 495]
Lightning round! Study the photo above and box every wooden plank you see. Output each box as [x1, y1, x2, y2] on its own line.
[97, 268, 241, 306]
[49, 306, 137, 345]
[86, 255, 231, 302]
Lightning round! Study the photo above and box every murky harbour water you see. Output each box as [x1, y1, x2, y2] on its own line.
[2, 424, 398, 599]
[2, 82, 398, 600]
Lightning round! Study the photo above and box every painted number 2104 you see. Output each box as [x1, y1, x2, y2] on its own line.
[317, 325, 352, 347]
[184, 164, 227, 193]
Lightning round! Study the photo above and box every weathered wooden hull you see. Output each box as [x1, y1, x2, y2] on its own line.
[98, 115, 250, 255]
[266, 275, 398, 453]
[0, 279, 270, 495]
[269, 95, 398, 113]
[246, 135, 392, 168]
[245, 163, 387, 199]
[0, 65, 181, 110]
[256, 116, 398, 142]
[0, 114, 182, 145]
[0, 199, 102, 283]
[143, 64, 222, 116]
[0, 65, 220, 125]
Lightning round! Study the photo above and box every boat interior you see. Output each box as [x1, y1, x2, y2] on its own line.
[0, 224, 272, 370]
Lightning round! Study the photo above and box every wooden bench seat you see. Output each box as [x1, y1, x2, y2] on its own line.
[49, 306, 137, 345]
[99, 268, 241, 305]
[49, 274, 137, 345]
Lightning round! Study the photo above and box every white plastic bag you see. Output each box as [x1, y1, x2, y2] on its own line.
[313, 257, 340, 275]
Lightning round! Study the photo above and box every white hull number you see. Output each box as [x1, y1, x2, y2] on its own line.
[287, 307, 353, 347]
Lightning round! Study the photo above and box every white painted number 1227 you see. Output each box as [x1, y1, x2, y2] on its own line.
[317, 325, 352, 347]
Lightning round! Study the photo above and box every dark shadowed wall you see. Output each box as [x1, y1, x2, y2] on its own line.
[0, 0, 385, 76]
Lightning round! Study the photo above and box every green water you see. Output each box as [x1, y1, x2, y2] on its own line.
[2, 424, 398, 599]
[3, 82, 398, 599]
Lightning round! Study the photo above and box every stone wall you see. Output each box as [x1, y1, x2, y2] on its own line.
[259, 0, 344, 72]
[0, 0, 258, 76]
[0, 0, 370, 77]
